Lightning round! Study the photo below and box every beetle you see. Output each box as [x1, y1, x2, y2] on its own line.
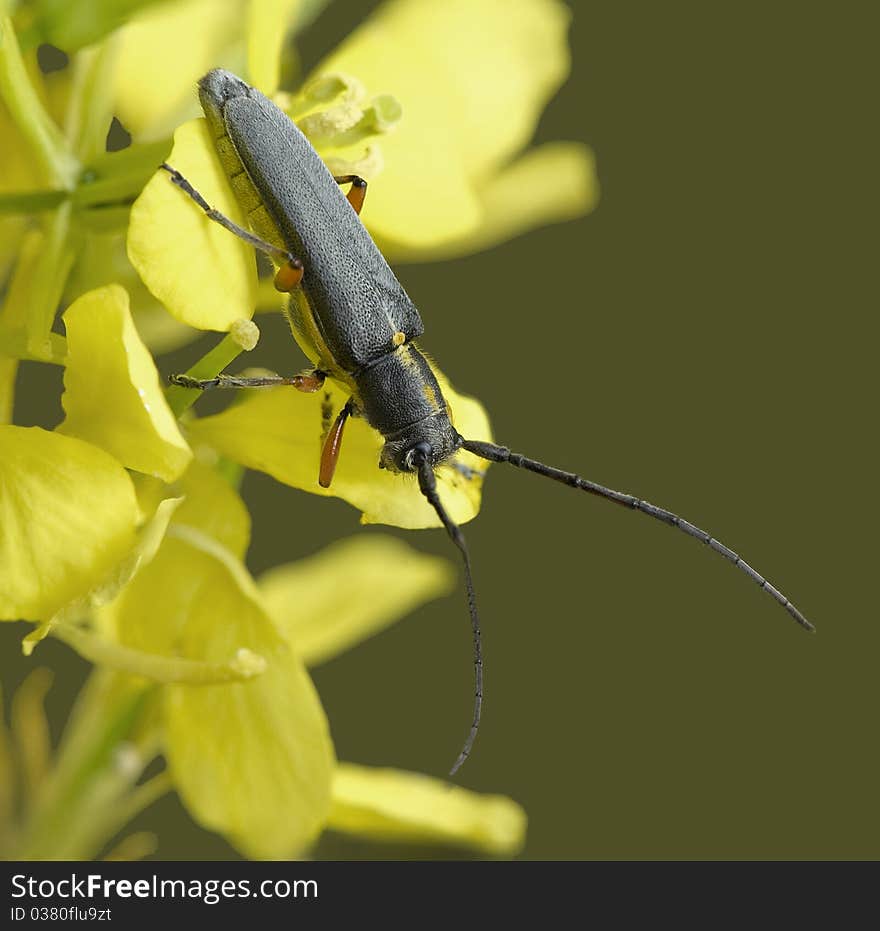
[166, 69, 814, 776]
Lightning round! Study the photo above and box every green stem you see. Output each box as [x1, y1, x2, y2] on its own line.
[0, 140, 173, 216]
[166, 326, 260, 418]
[41, 765, 171, 861]
[105, 770, 173, 833]
[64, 38, 119, 165]
[52, 622, 267, 684]
[0, 323, 67, 363]
[27, 202, 75, 355]
[16, 679, 155, 859]
[0, 16, 78, 187]
[0, 188, 67, 213]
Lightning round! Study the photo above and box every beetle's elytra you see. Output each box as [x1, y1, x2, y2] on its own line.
[167, 70, 814, 776]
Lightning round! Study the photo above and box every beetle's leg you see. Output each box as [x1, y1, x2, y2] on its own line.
[161, 163, 304, 293]
[320, 391, 334, 439]
[290, 370, 326, 392]
[334, 174, 367, 216]
[319, 399, 354, 488]
[169, 370, 325, 393]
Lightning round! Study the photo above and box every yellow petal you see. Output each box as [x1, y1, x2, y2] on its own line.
[27, 496, 183, 652]
[187, 374, 492, 529]
[329, 763, 527, 857]
[94, 497, 183, 608]
[127, 118, 257, 331]
[0, 426, 138, 621]
[247, 0, 301, 95]
[58, 284, 192, 482]
[315, 0, 572, 247]
[112, 529, 334, 857]
[259, 534, 453, 665]
[113, 0, 244, 141]
[132, 457, 251, 560]
[173, 459, 252, 559]
[130, 302, 202, 355]
[64, 227, 198, 355]
[382, 142, 599, 262]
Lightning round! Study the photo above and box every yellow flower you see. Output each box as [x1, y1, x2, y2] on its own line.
[0, 273, 525, 858]
[127, 0, 595, 324]
[104, 519, 336, 859]
[3, 0, 594, 357]
[315, 0, 597, 259]
[0, 424, 141, 622]
[126, 76, 491, 528]
[0, 0, 587, 859]
[58, 284, 192, 481]
[330, 764, 525, 856]
[186, 371, 491, 529]
[99, 510, 527, 858]
[0, 283, 190, 647]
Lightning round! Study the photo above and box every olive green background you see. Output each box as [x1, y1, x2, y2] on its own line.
[4, 1, 876, 859]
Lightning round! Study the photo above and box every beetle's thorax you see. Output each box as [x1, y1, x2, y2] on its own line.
[356, 343, 461, 472]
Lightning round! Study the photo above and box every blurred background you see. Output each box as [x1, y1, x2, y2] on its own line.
[4, 0, 876, 858]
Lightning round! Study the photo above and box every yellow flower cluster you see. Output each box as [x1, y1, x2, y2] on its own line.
[0, 0, 595, 858]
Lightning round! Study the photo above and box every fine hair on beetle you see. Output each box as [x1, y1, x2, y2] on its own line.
[166, 70, 815, 777]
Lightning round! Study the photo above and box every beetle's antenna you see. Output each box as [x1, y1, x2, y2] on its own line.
[462, 439, 814, 633]
[413, 450, 483, 777]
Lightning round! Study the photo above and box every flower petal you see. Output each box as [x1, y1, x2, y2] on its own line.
[113, 0, 245, 141]
[127, 448, 251, 566]
[0, 426, 138, 621]
[173, 459, 252, 559]
[127, 118, 257, 331]
[382, 142, 599, 262]
[314, 0, 573, 247]
[187, 374, 492, 529]
[329, 763, 527, 857]
[58, 284, 192, 482]
[64, 227, 198, 355]
[259, 534, 453, 665]
[112, 528, 334, 858]
[130, 455, 252, 565]
[29, 496, 183, 652]
[247, 0, 301, 95]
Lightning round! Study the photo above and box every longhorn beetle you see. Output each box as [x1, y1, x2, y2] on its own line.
[166, 70, 814, 776]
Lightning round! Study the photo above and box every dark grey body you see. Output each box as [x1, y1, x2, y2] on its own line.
[198, 70, 460, 469]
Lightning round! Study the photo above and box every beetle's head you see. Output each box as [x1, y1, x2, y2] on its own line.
[379, 415, 462, 474]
